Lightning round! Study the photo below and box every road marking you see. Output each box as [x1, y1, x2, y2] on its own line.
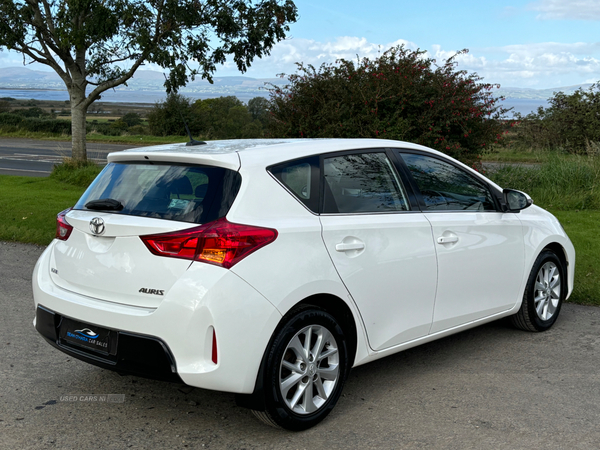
[13, 153, 66, 158]
[3, 154, 105, 163]
[0, 167, 51, 174]
[0, 156, 61, 163]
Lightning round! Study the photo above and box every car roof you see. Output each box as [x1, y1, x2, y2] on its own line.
[107, 138, 501, 190]
[108, 138, 439, 170]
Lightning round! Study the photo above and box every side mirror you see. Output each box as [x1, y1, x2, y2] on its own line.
[503, 189, 533, 212]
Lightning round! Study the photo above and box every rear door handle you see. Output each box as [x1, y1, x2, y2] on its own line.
[335, 242, 365, 252]
[437, 236, 459, 244]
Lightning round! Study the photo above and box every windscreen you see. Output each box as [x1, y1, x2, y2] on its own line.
[75, 162, 241, 224]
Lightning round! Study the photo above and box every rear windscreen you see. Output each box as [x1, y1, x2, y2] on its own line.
[75, 162, 241, 224]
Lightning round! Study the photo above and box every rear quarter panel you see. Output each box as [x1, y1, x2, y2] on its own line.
[226, 156, 371, 366]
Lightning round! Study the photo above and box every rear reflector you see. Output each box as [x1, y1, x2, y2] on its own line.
[140, 218, 278, 269]
[212, 329, 218, 364]
[56, 208, 74, 241]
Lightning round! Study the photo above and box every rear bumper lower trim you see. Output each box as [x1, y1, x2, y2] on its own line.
[35, 305, 184, 384]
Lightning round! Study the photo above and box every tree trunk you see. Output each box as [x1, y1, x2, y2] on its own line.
[70, 86, 88, 162]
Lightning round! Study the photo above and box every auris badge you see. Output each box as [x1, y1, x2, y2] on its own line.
[89, 217, 105, 236]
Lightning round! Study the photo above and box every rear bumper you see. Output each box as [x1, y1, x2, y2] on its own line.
[35, 305, 183, 383]
[32, 243, 283, 394]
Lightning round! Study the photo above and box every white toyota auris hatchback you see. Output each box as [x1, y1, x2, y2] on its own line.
[33, 139, 575, 430]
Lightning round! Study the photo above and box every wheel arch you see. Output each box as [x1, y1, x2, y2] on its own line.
[235, 293, 359, 411]
[541, 242, 570, 294]
[293, 294, 358, 368]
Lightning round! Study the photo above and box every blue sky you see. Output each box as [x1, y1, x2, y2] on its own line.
[2, 0, 600, 89]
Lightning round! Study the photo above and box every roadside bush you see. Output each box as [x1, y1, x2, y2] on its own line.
[0, 113, 70, 134]
[0, 99, 11, 113]
[147, 93, 193, 136]
[90, 123, 122, 136]
[21, 118, 71, 134]
[14, 107, 51, 118]
[121, 112, 143, 127]
[110, 119, 129, 130]
[192, 96, 263, 139]
[127, 125, 148, 135]
[267, 45, 510, 165]
[248, 96, 270, 126]
[0, 124, 19, 133]
[0, 113, 24, 126]
[50, 158, 102, 188]
[512, 83, 600, 154]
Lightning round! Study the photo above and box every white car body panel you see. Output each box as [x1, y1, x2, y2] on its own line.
[320, 212, 438, 351]
[427, 211, 525, 333]
[50, 212, 194, 308]
[518, 205, 575, 299]
[34, 244, 282, 393]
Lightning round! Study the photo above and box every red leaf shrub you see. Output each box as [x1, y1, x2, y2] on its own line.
[266, 46, 510, 165]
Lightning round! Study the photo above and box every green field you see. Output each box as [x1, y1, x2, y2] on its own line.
[550, 210, 599, 306]
[0, 175, 85, 245]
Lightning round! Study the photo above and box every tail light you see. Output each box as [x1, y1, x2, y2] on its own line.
[140, 218, 278, 269]
[56, 208, 73, 241]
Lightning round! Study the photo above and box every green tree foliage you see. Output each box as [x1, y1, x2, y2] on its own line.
[248, 96, 270, 125]
[13, 107, 49, 118]
[192, 96, 262, 139]
[0, 112, 71, 134]
[120, 112, 142, 127]
[267, 46, 509, 164]
[513, 84, 600, 154]
[0, 0, 298, 160]
[0, 100, 11, 113]
[147, 93, 193, 137]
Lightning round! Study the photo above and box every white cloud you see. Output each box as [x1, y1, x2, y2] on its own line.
[219, 37, 418, 77]
[0, 51, 31, 68]
[529, 0, 600, 20]
[242, 38, 600, 88]
[455, 42, 600, 87]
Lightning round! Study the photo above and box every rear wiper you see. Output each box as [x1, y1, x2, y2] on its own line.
[85, 198, 124, 211]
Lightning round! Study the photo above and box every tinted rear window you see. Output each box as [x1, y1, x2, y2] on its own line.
[75, 162, 241, 224]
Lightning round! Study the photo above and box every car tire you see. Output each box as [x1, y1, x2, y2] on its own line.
[511, 250, 566, 332]
[252, 307, 349, 431]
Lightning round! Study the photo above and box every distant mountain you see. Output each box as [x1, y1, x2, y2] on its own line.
[0, 67, 284, 98]
[0, 67, 65, 88]
[0, 67, 593, 114]
[497, 84, 594, 100]
[1, 66, 594, 100]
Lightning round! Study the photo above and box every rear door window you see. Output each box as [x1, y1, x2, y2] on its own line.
[322, 152, 409, 214]
[75, 162, 241, 224]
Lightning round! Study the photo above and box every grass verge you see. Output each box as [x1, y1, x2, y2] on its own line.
[551, 210, 600, 306]
[487, 153, 600, 210]
[0, 175, 85, 245]
[482, 147, 548, 163]
[50, 158, 102, 187]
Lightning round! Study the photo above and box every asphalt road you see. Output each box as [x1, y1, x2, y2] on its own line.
[0, 138, 138, 177]
[1, 241, 599, 449]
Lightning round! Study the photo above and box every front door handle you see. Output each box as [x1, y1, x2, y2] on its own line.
[437, 236, 459, 244]
[335, 242, 365, 252]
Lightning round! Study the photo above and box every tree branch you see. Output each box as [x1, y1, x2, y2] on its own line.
[25, 0, 76, 67]
[84, 54, 147, 108]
